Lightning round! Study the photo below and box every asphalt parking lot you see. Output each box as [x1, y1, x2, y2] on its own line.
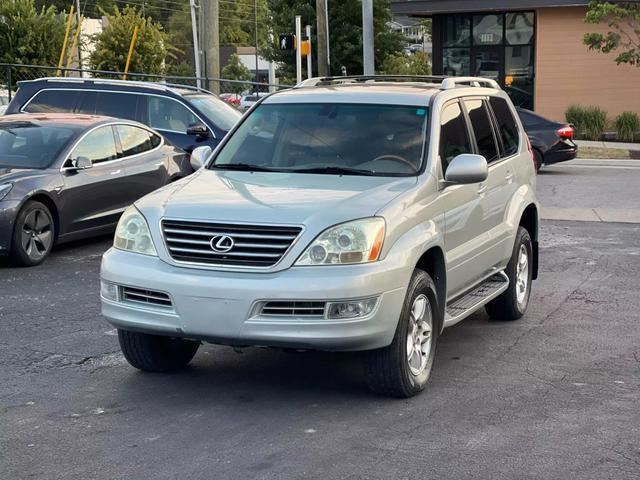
[1, 159, 639, 479]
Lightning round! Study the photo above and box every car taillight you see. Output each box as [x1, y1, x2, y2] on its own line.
[557, 126, 574, 139]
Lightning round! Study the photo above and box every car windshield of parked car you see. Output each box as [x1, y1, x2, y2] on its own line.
[187, 95, 242, 131]
[0, 122, 76, 169]
[211, 103, 429, 176]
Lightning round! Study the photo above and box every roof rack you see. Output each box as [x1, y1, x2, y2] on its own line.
[296, 75, 500, 90]
[19, 77, 214, 95]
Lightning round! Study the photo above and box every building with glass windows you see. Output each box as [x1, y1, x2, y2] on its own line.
[391, 1, 640, 121]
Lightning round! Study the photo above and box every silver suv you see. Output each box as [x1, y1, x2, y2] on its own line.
[100, 76, 539, 397]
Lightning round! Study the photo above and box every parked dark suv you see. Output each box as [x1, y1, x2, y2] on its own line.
[4, 78, 242, 153]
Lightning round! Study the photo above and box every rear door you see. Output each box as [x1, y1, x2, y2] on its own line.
[146, 96, 205, 153]
[59, 125, 127, 234]
[464, 97, 517, 271]
[114, 124, 169, 204]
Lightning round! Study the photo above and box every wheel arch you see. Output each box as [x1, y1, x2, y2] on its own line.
[415, 246, 447, 332]
[21, 193, 61, 242]
[519, 203, 539, 279]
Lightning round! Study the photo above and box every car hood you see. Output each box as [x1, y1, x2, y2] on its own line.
[136, 169, 417, 229]
[0, 167, 48, 183]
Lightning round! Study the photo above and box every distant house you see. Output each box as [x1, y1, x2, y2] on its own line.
[391, 0, 640, 120]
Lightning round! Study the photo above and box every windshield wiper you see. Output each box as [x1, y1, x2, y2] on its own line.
[289, 166, 376, 176]
[210, 163, 280, 172]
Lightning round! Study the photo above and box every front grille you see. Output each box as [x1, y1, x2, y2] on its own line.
[161, 220, 302, 268]
[120, 286, 173, 309]
[261, 301, 327, 317]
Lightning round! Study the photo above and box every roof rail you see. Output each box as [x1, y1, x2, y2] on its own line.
[19, 77, 214, 95]
[439, 77, 500, 90]
[297, 75, 501, 90]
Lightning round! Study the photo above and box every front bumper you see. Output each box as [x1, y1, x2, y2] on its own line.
[0, 200, 20, 256]
[100, 248, 412, 351]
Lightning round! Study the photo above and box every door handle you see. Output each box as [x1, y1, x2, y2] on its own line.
[110, 169, 122, 175]
[505, 171, 514, 182]
[477, 183, 487, 195]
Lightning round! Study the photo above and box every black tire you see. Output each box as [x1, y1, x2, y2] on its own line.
[364, 269, 440, 398]
[11, 200, 55, 267]
[533, 149, 543, 173]
[118, 329, 200, 372]
[485, 226, 533, 321]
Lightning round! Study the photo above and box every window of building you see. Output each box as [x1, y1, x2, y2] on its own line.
[506, 12, 534, 45]
[443, 16, 470, 47]
[443, 48, 471, 76]
[473, 14, 503, 45]
[439, 101, 472, 173]
[464, 99, 499, 163]
[489, 97, 519, 156]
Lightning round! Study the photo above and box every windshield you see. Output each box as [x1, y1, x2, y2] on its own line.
[211, 103, 429, 176]
[188, 94, 242, 131]
[0, 122, 76, 169]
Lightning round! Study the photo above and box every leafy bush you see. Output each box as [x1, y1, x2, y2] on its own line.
[614, 111, 640, 142]
[565, 105, 608, 140]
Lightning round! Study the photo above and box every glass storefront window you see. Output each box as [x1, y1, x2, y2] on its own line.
[506, 12, 534, 45]
[473, 14, 503, 45]
[474, 50, 501, 81]
[443, 48, 471, 76]
[505, 46, 534, 109]
[443, 16, 470, 47]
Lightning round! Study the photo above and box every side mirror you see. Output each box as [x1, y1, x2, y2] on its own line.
[72, 156, 93, 170]
[190, 145, 212, 170]
[443, 154, 488, 186]
[187, 123, 210, 138]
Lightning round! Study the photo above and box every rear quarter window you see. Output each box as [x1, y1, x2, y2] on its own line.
[23, 90, 82, 113]
[490, 97, 520, 157]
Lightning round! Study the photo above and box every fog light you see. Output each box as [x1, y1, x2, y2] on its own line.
[327, 297, 378, 319]
[100, 281, 119, 301]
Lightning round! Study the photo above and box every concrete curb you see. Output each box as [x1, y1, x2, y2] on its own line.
[575, 140, 640, 151]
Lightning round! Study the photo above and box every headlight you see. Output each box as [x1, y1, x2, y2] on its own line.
[296, 217, 385, 266]
[0, 183, 12, 201]
[114, 206, 157, 256]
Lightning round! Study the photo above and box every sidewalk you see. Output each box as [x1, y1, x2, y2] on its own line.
[575, 139, 640, 151]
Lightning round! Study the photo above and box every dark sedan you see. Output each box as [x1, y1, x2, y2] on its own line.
[0, 113, 191, 266]
[517, 108, 577, 172]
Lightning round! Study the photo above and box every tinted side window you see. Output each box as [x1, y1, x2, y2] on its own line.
[490, 97, 519, 156]
[464, 99, 499, 163]
[116, 125, 156, 157]
[94, 92, 140, 121]
[147, 97, 198, 133]
[439, 101, 472, 172]
[24, 90, 81, 113]
[70, 126, 118, 165]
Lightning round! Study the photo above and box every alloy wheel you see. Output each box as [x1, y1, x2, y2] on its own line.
[515, 244, 529, 308]
[406, 294, 433, 376]
[21, 208, 53, 262]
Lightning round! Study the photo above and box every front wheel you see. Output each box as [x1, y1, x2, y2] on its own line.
[485, 226, 533, 321]
[11, 200, 55, 267]
[364, 269, 440, 398]
[118, 330, 200, 372]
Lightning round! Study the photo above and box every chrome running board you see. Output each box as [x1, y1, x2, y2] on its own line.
[443, 271, 509, 328]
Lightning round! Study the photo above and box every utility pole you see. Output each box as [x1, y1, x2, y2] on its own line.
[305, 24, 312, 79]
[254, 0, 259, 93]
[189, 0, 202, 88]
[315, 0, 329, 76]
[202, 0, 220, 93]
[362, 0, 374, 75]
[295, 15, 302, 84]
[74, 0, 83, 76]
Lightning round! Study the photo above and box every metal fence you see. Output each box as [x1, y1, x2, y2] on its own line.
[0, 63, 290, 103]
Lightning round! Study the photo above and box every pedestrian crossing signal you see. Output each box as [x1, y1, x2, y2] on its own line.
[279, 34, 295, 51]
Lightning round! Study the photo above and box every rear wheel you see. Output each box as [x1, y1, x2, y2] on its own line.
[485, 226, 533, 321]
[364, 269, 439, 398]
[118, 330, 200, 372]
[11, 201, 55, 267]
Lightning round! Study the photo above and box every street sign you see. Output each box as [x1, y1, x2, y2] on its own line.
[279, 34, 295, 51]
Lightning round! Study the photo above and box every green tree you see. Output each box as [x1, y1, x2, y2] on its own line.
[583, 1, 640, 66]
[0, 0, 70, 67]
[264, 0, 405, 82]
[221, 54, 253, 93]
[90, 5, 171, 75]
[379, 52, 432, 75]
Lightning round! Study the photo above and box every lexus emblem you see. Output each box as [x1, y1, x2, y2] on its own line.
[210, 235, 235, 253]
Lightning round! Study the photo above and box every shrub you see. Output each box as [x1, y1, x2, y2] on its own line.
[614, 111, 640, 142]
[565, 105, 608, 140]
